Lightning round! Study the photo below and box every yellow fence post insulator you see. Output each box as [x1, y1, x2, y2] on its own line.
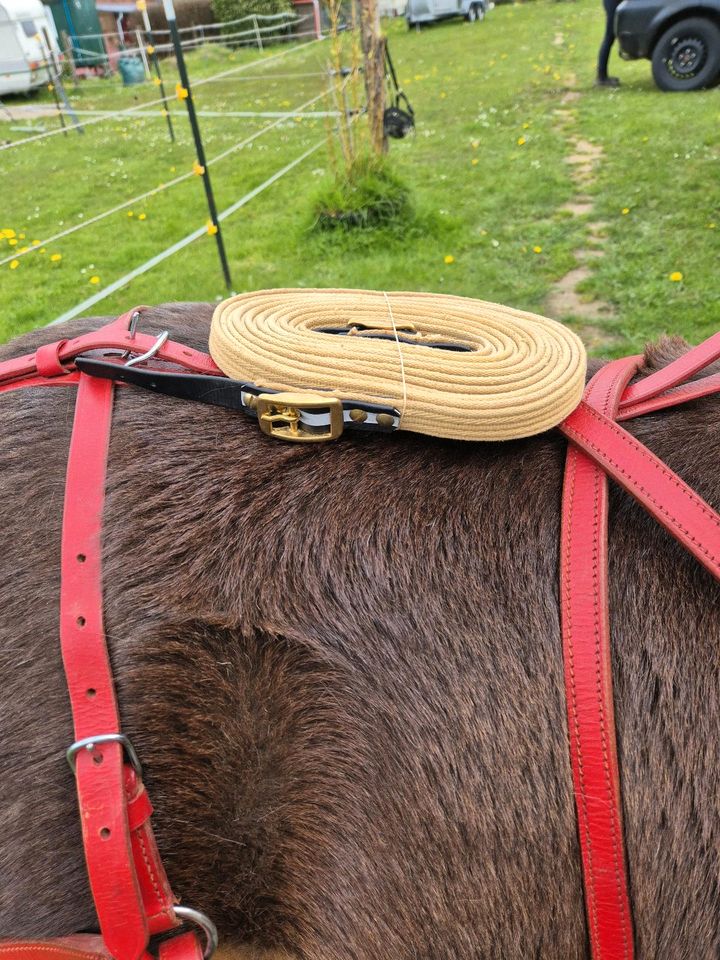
[206, 221, 218, 236]
[147, 44, 155, 54]
[136, 0, 146, 10]
[176, 83, 188, 100]
[192, 160, 205, 176]
[209, 289, 587, 442]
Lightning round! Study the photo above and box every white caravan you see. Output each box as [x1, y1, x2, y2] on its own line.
[0, 0, 58, 97]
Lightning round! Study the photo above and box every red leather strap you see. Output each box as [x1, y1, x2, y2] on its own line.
[0, 307, 221, 388]
[560, 357, 638, 960]
[561, 402, 720, 580]
[36, 340, 69, 378]
[619, 330, 720, 408]
[158, 935, 203, 960]
[559, 335, 720, 960]
[0, 310, 214, 960]
[0, 373, 81, 395]
[0, 938, 110, 960]
[61, 374, 153, 960]
[618, 372, 720, 421]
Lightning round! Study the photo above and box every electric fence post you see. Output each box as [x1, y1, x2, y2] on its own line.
[136, 0, 175, 142]
[163, 0, 232, 289]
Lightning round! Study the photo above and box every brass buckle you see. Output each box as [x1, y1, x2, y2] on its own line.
[256, 392, 344, 443]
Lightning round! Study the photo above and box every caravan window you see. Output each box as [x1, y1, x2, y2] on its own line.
[21, 19, 38, 36]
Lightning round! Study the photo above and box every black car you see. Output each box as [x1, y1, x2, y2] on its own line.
[615, 0, 720, 90]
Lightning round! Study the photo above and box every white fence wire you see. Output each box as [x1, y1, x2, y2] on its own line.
[48, 139, 323, 326]
[0, 36, 323, 151]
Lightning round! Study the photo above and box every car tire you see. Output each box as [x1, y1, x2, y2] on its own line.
[651, 17, 720, 91]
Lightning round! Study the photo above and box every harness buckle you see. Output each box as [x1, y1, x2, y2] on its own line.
[67, 733, 142, 776]
[256, 392, 344, 442]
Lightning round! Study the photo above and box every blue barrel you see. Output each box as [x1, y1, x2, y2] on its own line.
[118, 57, 145, 86]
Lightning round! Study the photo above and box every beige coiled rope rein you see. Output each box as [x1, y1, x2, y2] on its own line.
[209, 288, 587, 442]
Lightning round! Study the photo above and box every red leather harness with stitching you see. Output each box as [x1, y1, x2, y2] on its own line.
[0, 306, 719, 960]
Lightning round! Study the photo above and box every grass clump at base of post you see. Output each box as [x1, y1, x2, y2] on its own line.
[312, 155, 413, 231]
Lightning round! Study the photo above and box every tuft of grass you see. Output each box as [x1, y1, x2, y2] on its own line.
[311, 155, 413, 231]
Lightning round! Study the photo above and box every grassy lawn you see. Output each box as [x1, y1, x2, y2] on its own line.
[1, 0, 718, 354]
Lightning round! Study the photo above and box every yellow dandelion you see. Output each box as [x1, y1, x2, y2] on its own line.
[517, 136, 526, 146]
[127, 211, 134, 217]
[707, 222, 716, 229]
[31, 239, 40, 245]
[669, 271, 683, 282]
[8, 238, 17, 246]
[40, 247, 46, 254]
[18, 233, 25, 239]
[138, 213, 147, 221]
[533, 245, 542, 254]
[89, 275, 101, 284]
[170, 166, 176, 172]
[471, 139, 479, 148]
[9, 259, 19, 270]
[444, 255, 455, 265]
[50, 253, 62, 262]
[522, 122, 530, 129]
[206, 220, 218, 236]
[19, 246, 28, 253]
[1, 228, 16, 238]
[471, 158, 479, 166]
[621, 207, 630, 215]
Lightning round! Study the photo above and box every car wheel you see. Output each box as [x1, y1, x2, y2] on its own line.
[651, 17, 720, 91]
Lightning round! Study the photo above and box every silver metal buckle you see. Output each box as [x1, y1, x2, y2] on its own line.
[174, 906, 219, 960]
[125, 330, 169, 368]
[66, 733, 142, 776]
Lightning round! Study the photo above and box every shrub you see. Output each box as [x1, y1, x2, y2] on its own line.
[312, 155, 413, 231]
[211, 0, 290, 24]
[142, 0, 216, 31]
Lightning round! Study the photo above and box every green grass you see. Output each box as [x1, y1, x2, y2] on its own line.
[1, 0, 718, 353]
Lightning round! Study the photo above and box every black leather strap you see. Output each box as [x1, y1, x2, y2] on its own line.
[75, 355, 401, 434]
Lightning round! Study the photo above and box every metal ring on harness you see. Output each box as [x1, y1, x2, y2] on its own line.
[173, 907, 219, 960]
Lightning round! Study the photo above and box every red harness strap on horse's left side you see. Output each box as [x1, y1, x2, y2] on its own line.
[0, 309, 208, 960]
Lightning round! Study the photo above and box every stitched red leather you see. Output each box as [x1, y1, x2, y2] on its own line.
[0, 310, 206, 960]
[617, 372, 720, 421]
[619, 330, 720, 408]
[561, 402, 720, 580]
[61, 374, 152, 960]
[559, 341, 720, 960]
[2, 309, 720, 960]
[0, 308, 221, 388]
[560, 357, 639, 960]
[0, 938, 110, 960]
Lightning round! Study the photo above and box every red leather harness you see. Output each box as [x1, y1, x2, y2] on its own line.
[0, 307, 719, 960]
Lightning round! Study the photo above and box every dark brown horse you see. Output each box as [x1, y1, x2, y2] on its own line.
[1, 303, 718, 960]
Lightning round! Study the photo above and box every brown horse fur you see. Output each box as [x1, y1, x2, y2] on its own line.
[0, 303, 718, 960]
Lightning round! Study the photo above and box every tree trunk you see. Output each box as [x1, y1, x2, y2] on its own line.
[359, 0, 387, 155]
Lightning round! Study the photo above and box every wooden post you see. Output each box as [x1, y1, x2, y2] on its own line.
[359, 0, 386, 155]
